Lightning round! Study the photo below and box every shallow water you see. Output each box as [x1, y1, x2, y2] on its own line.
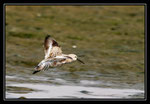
[6, 83, 144, 99]
[5, 67, 144, 99]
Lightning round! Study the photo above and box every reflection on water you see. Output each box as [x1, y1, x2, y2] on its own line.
[6, 83, 144, 98]
[6, 68, 144, 99]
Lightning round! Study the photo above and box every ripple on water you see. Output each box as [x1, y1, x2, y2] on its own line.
[6, 83, 144, 99]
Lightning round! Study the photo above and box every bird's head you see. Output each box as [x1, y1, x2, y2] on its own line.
[68, 54, 85, 64]
[68, 54, 77, 60]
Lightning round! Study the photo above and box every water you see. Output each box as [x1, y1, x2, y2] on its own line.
[6, 83, 144, 98]
[5, 67, 144, 99]
[5, 49, 144, 99]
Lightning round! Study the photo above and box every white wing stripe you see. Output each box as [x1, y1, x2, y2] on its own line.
[45, 42, 52, 59]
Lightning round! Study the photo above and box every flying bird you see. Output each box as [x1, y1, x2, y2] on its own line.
[33, 35, 84, 74]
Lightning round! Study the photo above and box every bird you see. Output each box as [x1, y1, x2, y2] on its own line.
[32, 35, 85, 74]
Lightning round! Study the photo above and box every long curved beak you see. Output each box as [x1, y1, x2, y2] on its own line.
[77, 58, 85, 64]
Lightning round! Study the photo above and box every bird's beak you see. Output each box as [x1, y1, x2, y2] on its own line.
[77, 58, 85, 64]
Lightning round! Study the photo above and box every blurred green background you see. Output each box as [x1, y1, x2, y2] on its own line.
[6, 6, 144, 95]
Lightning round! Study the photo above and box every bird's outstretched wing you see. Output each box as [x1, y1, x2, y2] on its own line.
[44, 35, 62, 59]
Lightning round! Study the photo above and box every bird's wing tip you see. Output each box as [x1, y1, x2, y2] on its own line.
[32, 70, 40, 74]
[45, 35, 51, 39]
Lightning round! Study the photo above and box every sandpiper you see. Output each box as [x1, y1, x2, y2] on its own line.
[33, 35, 84, 74]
